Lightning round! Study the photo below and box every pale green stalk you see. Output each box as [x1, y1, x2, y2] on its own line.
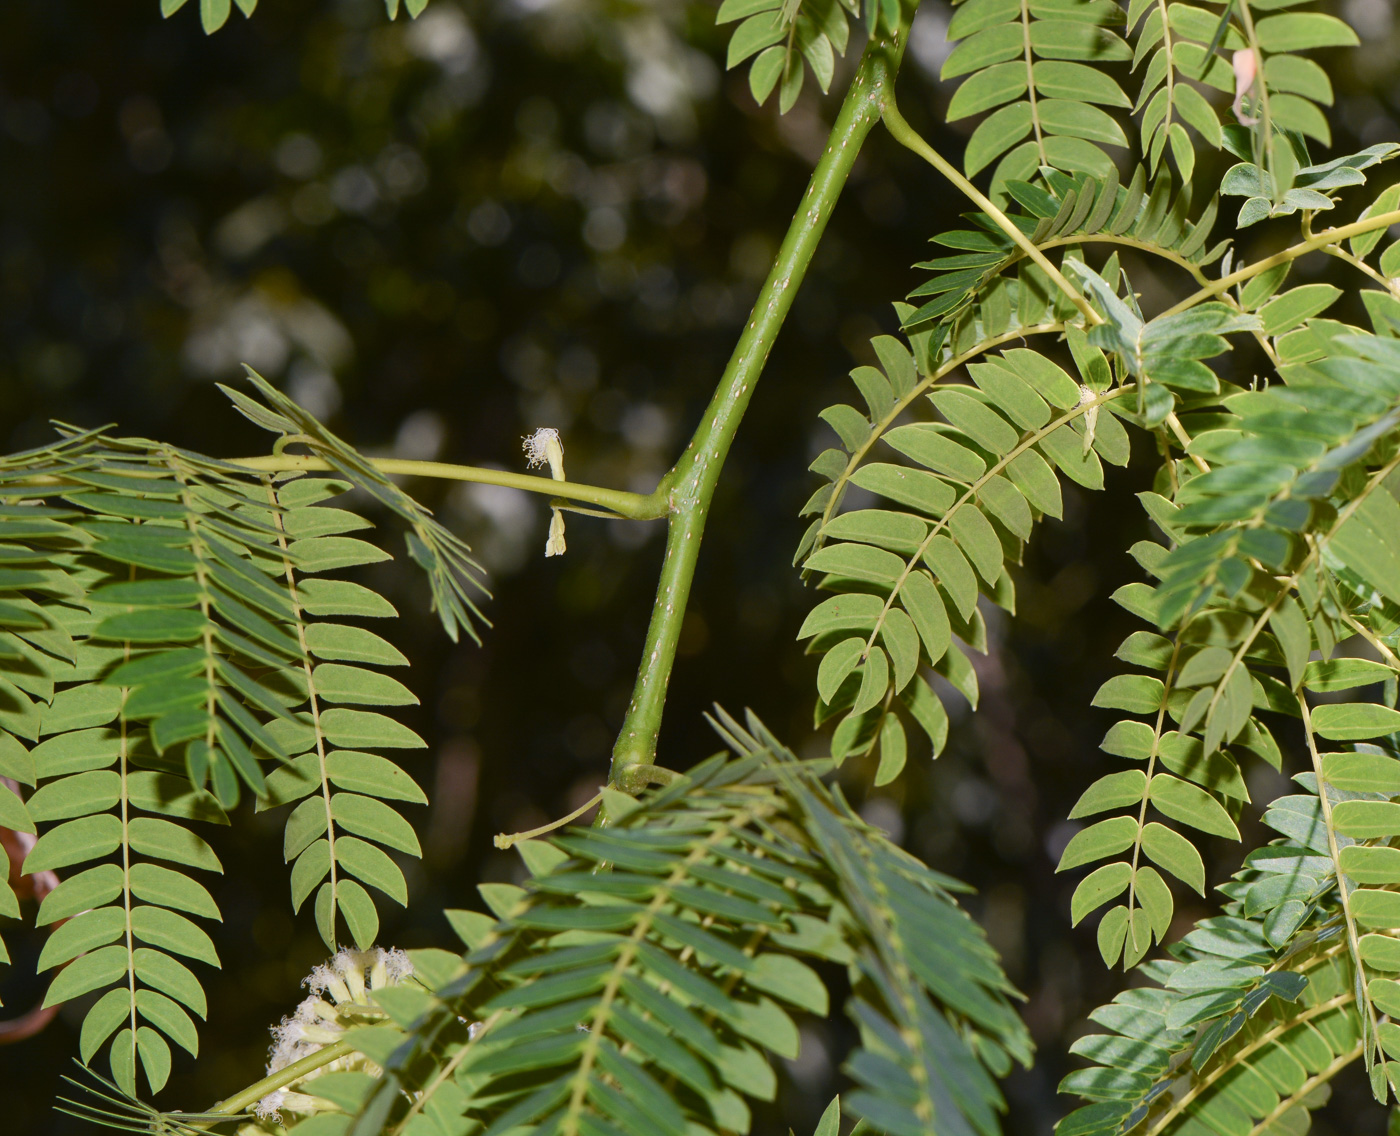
[230, 453, 664, 520]
[607, 11, 915, 779]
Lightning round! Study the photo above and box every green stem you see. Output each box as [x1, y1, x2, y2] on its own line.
[204, 1040, 356, 1117]
[1159, 208, 1400, 318]
[229, 454, 665, 520]
[607, 12, 915, 780]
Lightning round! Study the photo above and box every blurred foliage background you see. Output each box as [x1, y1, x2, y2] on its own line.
[3, 0, 1400, 1131]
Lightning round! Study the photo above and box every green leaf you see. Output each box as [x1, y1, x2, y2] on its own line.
[964, 102, 1034, 176]
[821, 510, 927, 554]
[1311, 703, 1400, 740]
[850, 464, 957, 516]
[94, 609, 208, 643]
[37, 864, 124, 925]
[930, 390, 1020, 456]
[1270, 595, 1311, 689]
[336, 836, 408, 904]
[131, 906, 220, 966]
[1332, 800, 1400, 840]
[943, 25, 1025, 80]
[924, 536, 978, 621]
[747, 46, 786, 105]
[297, 578, 398, 619]
[1033, 60, 1130, 107]
[798, 594, 884, 640]
[137, 1025, 171, 1092]
[1071, 862, 1133, 926]
[304, 623, 409, 666]
[134, 947, 207, 1017]
[1092, 674, 1165, 714]
[1354, 184, 1400, 257]
[874, 713, 907, 787]
[1134, 865, 1173, 939]
[292, 840, 332, 912]
[1057, 816, 1139, 871]
[338, 878, 380, 950]
[127, 818, 223, 872]
[805, 544, 904, 585]
[26, 769, 121, 822]
[326, 751, 427, 803]
[285, 797, 329, 859]
[850, 648, 889, 716]
[81, 989, 133, 1063]
[1305, 658, 1392, 692]
[1149, 774, 1239, 840]
[37, 905, 126, 970]
[748, 953, 828, 1015]
[899, 571, 951, 665]
[23, 814, 122, 873]
[880, 608, 920, 692]
[127, 772, 228, 824]
[321, 708, 426, 749]
[136, 988, 199, 1057]
[1140, 821, 1205, 893]
[0, 781, 33, 834]
[289, 536, 393, 573]
[43, 944, 129, 1007]
[716, 0, 780, 24]
[901, 676, 949, 756]
[1069, 770, 1147, 818]
[200, 0, 231, 34]
[1254, 12, 1359, 52]
[727, 11, 785, 68]
[129, 863, 221, 920]
[1260, 285, 1342, 335]
[332, 793, 421, 855]
[884, 424, 987, 481]
[948, 62, 1028, 120]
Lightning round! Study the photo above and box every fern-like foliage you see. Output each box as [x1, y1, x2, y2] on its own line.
[1047, 236, 1400, 1123]
[901, 165, 1229, 332]
[1060, 921, 1357, 1135]
[942, 0, 1132, 193]
[0, 383, 457, 1094]
[1059, 714, 1400, 1132]
[265, 714, 1032, 1136]
[797, 290, 1134, 776]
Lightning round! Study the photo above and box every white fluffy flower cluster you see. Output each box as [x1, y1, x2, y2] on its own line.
[242, 946, 414, 1131]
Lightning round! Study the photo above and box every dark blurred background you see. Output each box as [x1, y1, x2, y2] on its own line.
[2, 0, 1399, 1131]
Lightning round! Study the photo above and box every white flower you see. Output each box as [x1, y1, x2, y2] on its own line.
[522, 428, 564, 477]
[253, 946, 417, 1125]
[522, 428, 568, 558]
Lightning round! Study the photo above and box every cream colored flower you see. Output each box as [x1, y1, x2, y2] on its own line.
[245, 947, 415, 1129]
[523, 428, 568, 557]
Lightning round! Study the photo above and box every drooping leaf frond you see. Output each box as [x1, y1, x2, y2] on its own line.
[796, 309, 1131, 777]
[288, 719, 1031, 1136]
[0, 415, 432, 1093]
